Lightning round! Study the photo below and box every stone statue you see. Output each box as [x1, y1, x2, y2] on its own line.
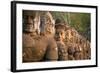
[55, 23, 68, 60]
[22, 11, 58, 62]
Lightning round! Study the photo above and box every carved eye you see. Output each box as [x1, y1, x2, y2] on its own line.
[61, 32, 63, 35]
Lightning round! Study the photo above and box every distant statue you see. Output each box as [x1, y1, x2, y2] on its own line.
[55, 18, 91, 60]
[40, 11, 55, 36]
[55, 22, 68, 60]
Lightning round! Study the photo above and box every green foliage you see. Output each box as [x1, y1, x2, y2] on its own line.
[51, 11, 91, 41]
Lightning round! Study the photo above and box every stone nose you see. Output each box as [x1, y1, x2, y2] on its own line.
[25, 16, 34, 24]
[58, 34, 61, 38]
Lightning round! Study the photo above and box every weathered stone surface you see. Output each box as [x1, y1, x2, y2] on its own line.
[22, 11, 91, 62]
[57, 41, 68, 60]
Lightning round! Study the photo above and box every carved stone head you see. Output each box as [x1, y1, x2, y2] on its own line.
[55, 23, 66, 42]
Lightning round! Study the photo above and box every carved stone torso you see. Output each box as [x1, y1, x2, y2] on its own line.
[57, 41, 68, 61]
[23, 33, 58, 62]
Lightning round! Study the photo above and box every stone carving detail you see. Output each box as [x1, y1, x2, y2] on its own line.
[22, 11, 91, 62]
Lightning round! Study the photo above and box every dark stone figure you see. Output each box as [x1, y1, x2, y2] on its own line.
[67, 44, 75, 60]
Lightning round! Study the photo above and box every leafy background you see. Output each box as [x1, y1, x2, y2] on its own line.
[51, 11, 91, 41]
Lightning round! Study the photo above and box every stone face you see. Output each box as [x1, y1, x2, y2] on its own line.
[22, 11, 58, 62]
